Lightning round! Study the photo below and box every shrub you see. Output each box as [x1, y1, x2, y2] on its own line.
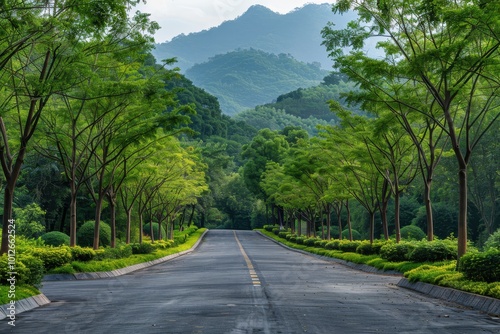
[143, 223, 167, 240]
[380, 242, 414, 262]
[484, 228, 500, 250]
[407, 240, 456, 262]
[33, 247, 72, 270]
[18, 254, 45, 285]
[263, 225, 274, 232]
[356, 240, 384, 255]
[400, 225, 426, 240]
[41, 231, 70, 247]
[131, 242, 155, 254]
[285, 234, 296, 241]
[77, 221, 111, 248]
[70, 246, 96, 262]
[315, 240, 329, 248]
[289, 236, 297, 243]
[339, 240, 362, 253]
[272, 228, 280, 235]
[304, 238, 318, 247]
[95, 245, 132, 260]
[325, 240, 341, 250]
[459, 249, 500, 283]
[151, 239, 174, 250]
[295, 236, 306, 245]
[278, 231, 289, 239]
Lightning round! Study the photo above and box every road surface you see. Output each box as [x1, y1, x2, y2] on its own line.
[3, 230, 499, 333]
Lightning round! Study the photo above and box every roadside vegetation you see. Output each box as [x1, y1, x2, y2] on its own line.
[260, 226, 500, 300]
[0, 226, 205, 305]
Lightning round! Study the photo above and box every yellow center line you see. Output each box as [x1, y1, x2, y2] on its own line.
[234, 231, 261, 287]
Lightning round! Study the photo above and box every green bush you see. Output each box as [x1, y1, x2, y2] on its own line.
[263, 225, 274, 232]
[484, 228, 500, 250]
[131, 242, 155, 254]
[289, 236, 297, 243]
[285, 234, 296, 241]
[94, 245, 132, 260]
[325, 240, 341, 250]
[304, 238, 318, 247]
[295, 236, 306, 245]
[278, 231, 289, 239]
[400, 225, 426, 240]
[41, 231, 70, 246]
[0, 254, 44, 286]
[272, 228, 280, 235]
[77, 221, 111, 248]
[339, 240, 362, 253]
[143, 223, 167, 240]
[459, 249, 500, 283]
[151, 239, 174, 250]
[407, 240, 456, 262]
[315, 240, 329, 248]
[33, 247, 72, 270]
[380, 242, 414, 262]
[70, 246, 96, 262]
[356, 240, 386, 255]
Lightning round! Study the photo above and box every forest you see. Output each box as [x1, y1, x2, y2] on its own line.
[0, 0, 499, 273]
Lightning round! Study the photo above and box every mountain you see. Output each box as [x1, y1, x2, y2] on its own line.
[153, 4, 356, 72]
[184, 49, 329, 115]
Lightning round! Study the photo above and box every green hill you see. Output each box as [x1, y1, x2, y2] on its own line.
[153, 4, 356, 72]
[185, 49, 329, 115]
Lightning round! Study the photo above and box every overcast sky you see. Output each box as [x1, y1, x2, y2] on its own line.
[134, 1, 336, 43]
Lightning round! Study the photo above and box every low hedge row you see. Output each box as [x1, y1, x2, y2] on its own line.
[268, 229, 499, 285]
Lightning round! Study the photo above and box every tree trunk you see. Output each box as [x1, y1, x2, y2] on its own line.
[457, 167, 468, 260]
[126, 208, 132, 244]
[369, 211, 375, 244]
[326, 205, 332, 241]
[109, 195, 116, 248]
[345, 200, 353, 241]
[1, 184, 15, 254]
[69, 179, 77, 247]
[424, 180, 434, 241]
[139, 213, 143, 244]
[93, 195, 103, 250]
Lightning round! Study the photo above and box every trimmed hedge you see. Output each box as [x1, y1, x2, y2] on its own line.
[41, 231, 70, 246]
[131, 242, 155, 254]
[400, 225, 426, 240]
[380, 242, 414, 262]
[0, 254, 45, 286]
[339, 240, 362, 253]
[33, 247, 72, 270]
[407, 240, 456, 262]
[459, 249, 500, 283]
[70, 246, 96, 262]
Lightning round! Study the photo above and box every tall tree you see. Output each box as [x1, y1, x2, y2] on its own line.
[322, 0, 500, 258]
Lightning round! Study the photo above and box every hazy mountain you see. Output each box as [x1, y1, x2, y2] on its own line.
[185, 49, 328, 115]
[153, 4, 356, 72]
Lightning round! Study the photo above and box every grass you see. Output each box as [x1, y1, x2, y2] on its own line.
[258, 229, 500, 300]
[0, 228, 206, 305]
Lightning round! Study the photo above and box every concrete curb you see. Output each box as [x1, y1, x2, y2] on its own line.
[257, 231, 500, 317]
[0, 230, 208, 319]
[397, 278, 500, 317]
[0, 294, 50, 321]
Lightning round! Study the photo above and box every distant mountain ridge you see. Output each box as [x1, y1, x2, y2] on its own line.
[185, 49, 328, 115]
[153, 4, 356, 72]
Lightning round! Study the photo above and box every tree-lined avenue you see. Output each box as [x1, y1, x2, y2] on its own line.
[4, 230, 498, 333]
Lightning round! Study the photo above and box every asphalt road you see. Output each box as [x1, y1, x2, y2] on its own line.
[3, 230, 499, 333]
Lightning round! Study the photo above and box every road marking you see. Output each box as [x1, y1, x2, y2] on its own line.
[234, 231, 262, 287]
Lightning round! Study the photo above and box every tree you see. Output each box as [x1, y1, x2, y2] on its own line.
[322, 0, 500, 259]
[0, 0, 148, 254]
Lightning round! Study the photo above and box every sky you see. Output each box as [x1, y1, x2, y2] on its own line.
[134, 0, 337, 43]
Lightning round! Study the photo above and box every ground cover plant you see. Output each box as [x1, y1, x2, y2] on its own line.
[259, 226, 500, 300]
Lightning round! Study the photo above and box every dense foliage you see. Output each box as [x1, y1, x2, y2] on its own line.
[185, 49, 328, 114]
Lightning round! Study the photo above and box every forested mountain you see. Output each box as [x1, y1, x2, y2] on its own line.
[153, 4, 356, 72]
[185, 49, 328, 115]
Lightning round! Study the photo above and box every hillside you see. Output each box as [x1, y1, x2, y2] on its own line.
[185, 49, 329, 115]
[153, 4, 356, 72]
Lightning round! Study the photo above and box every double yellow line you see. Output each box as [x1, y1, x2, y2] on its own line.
[234, 231, 261, 287]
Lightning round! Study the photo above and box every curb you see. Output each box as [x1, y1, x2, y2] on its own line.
[0, 230, 208, 320]
[0, 294, 50, 321]
[397, 278, 500, 317]
[257, 231, 500, 317]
